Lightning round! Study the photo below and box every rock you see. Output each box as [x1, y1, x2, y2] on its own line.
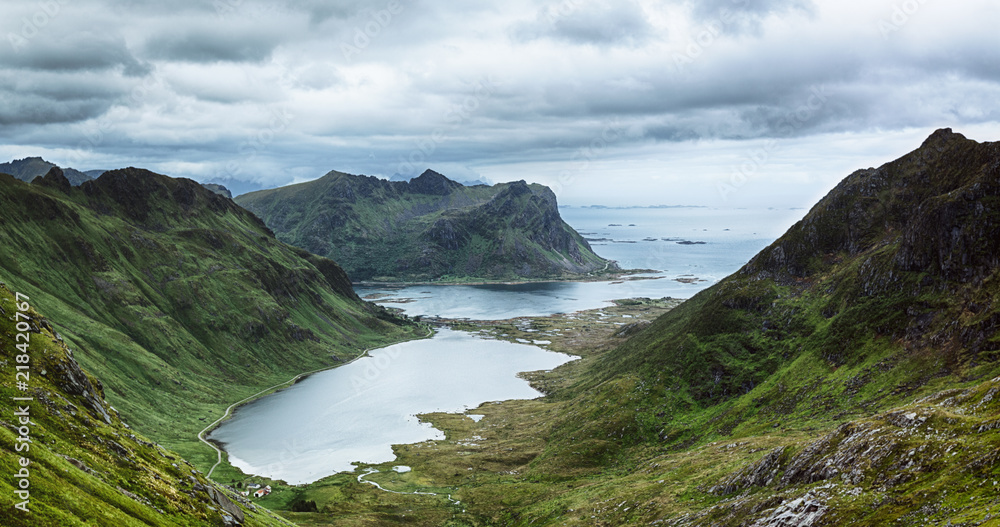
[63, 456, 92, 473]
[750, 495, 827, 527]
[205, 486, 246, 525]
[711, 447, 788, 495]
[201, 183, 233, 199]
[53, 354, 113, 425]
[32, 167, 72, 194]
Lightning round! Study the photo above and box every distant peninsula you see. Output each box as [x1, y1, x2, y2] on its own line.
[235, 169, 619, 282]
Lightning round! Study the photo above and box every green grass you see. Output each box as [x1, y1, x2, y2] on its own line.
[236, 131, 1000, 525]
[0, 283, 289, 526]
[0, 170, 427, 474]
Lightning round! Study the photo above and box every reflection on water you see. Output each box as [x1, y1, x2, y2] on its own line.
[209, 329, 574, 484]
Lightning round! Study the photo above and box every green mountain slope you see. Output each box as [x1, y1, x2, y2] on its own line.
[538, 128, 1000, 524]
[596, 128, 999, 421]
[338, 129, 1000, 526]
[235, 169, 616, 282]
[0, 283, 289, 526]
[0, 167, 424, 472]
[0, 157, 94, 186]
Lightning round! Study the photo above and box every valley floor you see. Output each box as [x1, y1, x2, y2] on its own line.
[214, 298, 1000, 527]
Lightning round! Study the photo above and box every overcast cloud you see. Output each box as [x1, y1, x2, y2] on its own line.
[1, 0, 998, 207]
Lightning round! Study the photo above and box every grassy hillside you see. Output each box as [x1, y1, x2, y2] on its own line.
[0, 167, 425, 472]
[263, 129, 1000, 526]
[508, 128, 1000, 524]
[0, 283, 289, 526]
[235, 169, 615, 282]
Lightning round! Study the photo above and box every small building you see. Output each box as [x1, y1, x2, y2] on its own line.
[253, 485, 272, 499]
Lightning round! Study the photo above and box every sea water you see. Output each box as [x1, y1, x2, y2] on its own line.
[355, 207, 803, 320]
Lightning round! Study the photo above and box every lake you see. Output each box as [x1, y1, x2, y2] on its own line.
[213, 207, 802, 484]
[209, 328, 574, 485]
[355, 207, 803, 320]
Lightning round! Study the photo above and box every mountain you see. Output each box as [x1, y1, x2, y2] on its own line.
[389, 172, 490, 187]
[599, 128, 999, 407]
[0, 283, 284, 526]
[0, 156, 94, 186]
[200, 183, 233, 199]
[0, 166, 423, 473]
[389, 130, 1000, 525]
[553, 129, 1000, 523]
[235, 169, 616, 282]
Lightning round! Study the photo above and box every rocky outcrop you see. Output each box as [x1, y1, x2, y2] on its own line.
[80, 168, 247, 225]
[710, 447, 788, 495]
[32, 166, 72, 194]
[205, 486, 246, 525]
[43, 326, 114, 425]
[748, 493, 828, 527]
[201, 183, 233, 199]
[407, 169, 462, 195]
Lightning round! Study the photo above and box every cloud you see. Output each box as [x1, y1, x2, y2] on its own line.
[0, 0, 997, 208]
[687, 0, 816, 34]
[1, 32, 150, 76]
[513, 0, 654, 46]
[143, 24, 286, 63]
[0, 93, 112, 126]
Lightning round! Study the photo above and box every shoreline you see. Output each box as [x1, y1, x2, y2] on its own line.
[197, 324, 436, 481]
[353, 269, 661, 288]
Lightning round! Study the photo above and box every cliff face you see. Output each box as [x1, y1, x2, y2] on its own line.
[235, 169, 616, 282]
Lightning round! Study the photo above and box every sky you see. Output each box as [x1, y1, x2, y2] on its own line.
[1, 0, 998, 208]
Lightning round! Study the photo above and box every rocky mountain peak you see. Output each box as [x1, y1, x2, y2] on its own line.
[32, 166, 72, 193]
[0, 156, 94, 186]
[920, 127, 966, 149]
[743, 129, 999, 283]
[79, 167, 251, 226]
[408, 169, 461, 195]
